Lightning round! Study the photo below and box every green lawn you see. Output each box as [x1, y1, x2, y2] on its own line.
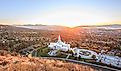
[35, 47, 91, 61]
[33, 47, 113, 68]
[36, 47, 50, 57]
[56, 52, 68, 58]
[34, 47, 96, 62]
[35, 47, 68, 58]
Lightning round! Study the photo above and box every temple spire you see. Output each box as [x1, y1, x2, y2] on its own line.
[58, 35, 61, 42]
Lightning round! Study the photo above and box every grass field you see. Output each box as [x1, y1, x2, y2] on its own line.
[36, 47, 50, 57]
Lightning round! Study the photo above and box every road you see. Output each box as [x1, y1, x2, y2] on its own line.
[19, 44, 41, 55]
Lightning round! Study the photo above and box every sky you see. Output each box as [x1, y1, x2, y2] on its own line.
[0, 0, 121, 27]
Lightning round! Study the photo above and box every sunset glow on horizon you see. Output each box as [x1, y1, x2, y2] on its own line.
[0, 0, 121, 27]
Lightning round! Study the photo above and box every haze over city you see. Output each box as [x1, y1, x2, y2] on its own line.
[0, 0, 121, 27]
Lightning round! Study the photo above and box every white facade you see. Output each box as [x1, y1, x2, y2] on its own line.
[48, 35, 70, 52]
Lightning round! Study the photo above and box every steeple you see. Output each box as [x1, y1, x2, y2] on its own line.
[58, 35, 61, 42]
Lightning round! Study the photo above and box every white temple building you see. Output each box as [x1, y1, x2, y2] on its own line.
[47, 35, 121, 68]
[48, 35, 70, 52]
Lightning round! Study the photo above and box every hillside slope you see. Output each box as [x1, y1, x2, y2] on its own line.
[0, 56, 96, 71]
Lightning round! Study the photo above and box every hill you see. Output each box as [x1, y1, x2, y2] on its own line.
[0, 25, 35, 32]
[15, 25, 70, 31]
[0, 50, 97, 71]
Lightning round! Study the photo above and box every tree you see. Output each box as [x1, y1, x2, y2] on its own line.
[92, 55, 96, 59]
